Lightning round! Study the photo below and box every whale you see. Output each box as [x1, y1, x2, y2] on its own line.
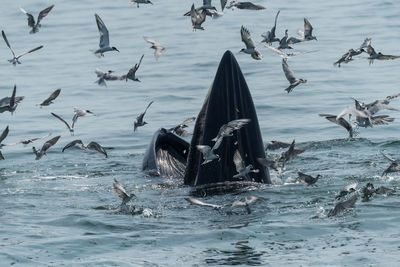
[142, 50, 270, 188]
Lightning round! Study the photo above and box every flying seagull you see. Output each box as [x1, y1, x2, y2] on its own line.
[94, 69, 122, 86]
[134, 101, 154, 131]
[257, 157, 281, 172]
[211, 118, 250, 149]
[380, 150, 400, 176]
[282, 59, 307, 93]
[2, 30, 43, 65]
[123, 54, 144, 82]
[190, 4, 207, 31]
[72, 107, 95, 129]
[233, 149, 259, 179]
[183, 0, 219, 17]
[277, 29, 293, 49]
[319, 113, 356, 138]
[0, 85, 19, 114]
[130, 0, 153, 8]
[32, 135, 61, 160]
[261, 10, 280, 44]
[93, 14, 119, 57]
[37, 88, 61, 107]
[197, 143, 220, 165]
[365, 43, 400, 65]
[51, 112, 74, 135]
[6, 133, 52, 147]
[0, 126, 9, 160]
[240, 26, 262, 60]
[333, 39, 369, 67]
[265, 140, 291, 150]
[227, 1, 266, 10]
[168, 117, 196, 137]
[297, 172, 321, 186]
[20, 5, 54, 34]
[280, 140, 306, 167]
[297, 18, 317, 41]
[62, 140, 108, 158]
[143, 37, 164, 60]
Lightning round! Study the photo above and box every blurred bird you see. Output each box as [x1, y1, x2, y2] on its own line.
[261, 10, 280, 44]
[212, 118, 250, 149]
[94, 69, 122, 86]
[113, 179, 136, 213]
[0, 85, 19, 114]
[233, 149, 259, 179]
[134, 101, 153, 131]
[297, 172, 321, 186]
[20, 5, 54, 34]
[282, 59, 307, 93]
[240, 26, 262, 60]
[168, 117, 196, 137]
[197, 144, 220, 165]
[335, 183, 357, 200]
[2, 30, 43, 65]
[190, 4, 207, 31]
[0, 126, 9, 160]
[123, 54, 144, 82]
[319, 114, 355, 138]
[328, 194, 357, 217]
[227, 1, 266, 10]
[62, 140, 108, 158]
[37, 88, 61, 107]
[93, 14, 119, 57]
[32, 135, 61, 160]
[130, 0, 153, 8]
[72, 107, 95, 128]
[380, 150, 400, 176]
[143, 37, 164, 60]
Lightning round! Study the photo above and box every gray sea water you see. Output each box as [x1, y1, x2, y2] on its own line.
[1, 0, 400, 266]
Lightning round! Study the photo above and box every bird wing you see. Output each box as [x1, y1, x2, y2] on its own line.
[297, 171, 311, 182]
[359, 38, 371, 50]
[185, 197, 224, 209]
[95, 69, 104, 77]
[62, 140, 84, 152]
[303, 18, 313, 37]
[336, 107, 369, 120]
[113, 179, 130, 200]
[371, 115, 394, 125]
[87, 142, 108, 158]
[41, 135, 61, 152]
[282, 59, 297, 84]
[143, 100, 154, 114]
[266, 140, 291, 150]
[380, 150, 396, 163]
[272, 10, 280, 36]
[181, 116, 196, 125]
[19, 8, 36, 27]
[37, 5, 54, 26]
[16, 45, 43, 59]
[9, 85, 16, 108]
[196, 145, 211, 155]
[320, 114, 353, 133]
[2, 31, 16, 58]
[239, 2, 265, 10]
[220, 0, 228, 10]
[232, 196, 258, 207]
[41, 88, 61, 106]
[51, 112, 72, 131]
[0, 126, 9, 144]
[296, 29, 305, 39]
[95, 14, 109, 48]
[241, 26, 255, 49]
[233, 149, 245, 173]
[366, 45, 376, 56]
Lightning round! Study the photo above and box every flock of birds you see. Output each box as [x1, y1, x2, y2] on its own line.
[1, 0, 399, 216]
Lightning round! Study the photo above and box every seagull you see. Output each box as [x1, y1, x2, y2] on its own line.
[328, 194, 357, 217]
[277, 30, 293, 50]
[130, 0, 153, 8]
[366, 43, 400, 64]
[134, 101, 153, 131]
[231, 196, 258, 214]
[0, 126, 9, 160]
[184, 197, 225, 209]
[380, 150, 400, 176]
[257, 157, 281, 172]
[32, 135, 61, 160]
[333, 49, 362, 67]
[0, 85, 19, 114]
[297, 172, 321, 186]
[62, 140, 108, 158]
[319, 114, 355, 138]
[282, 59, 307, 93]
[335, 183, 357, 200]
[183, 1, 219, 17]
[297, 18, 317, 41]
[211, 118, 250, 149]
[37, 88, 61, 107]
[93, 14, 119, 57]
[72, 107, 95, 129]
[123, 54, 144, 82]
[227, 1, 266, 10]
[265, 140, 291, 150]
[6, 133, 52, 147]
[261, 10, 280, 44]
[0, 91, 24, 109]
[190, 4, 207, 31]
[94, 69, 122, 87]
[168, 117, 196, 137]
[51, 112, 74, 135]
[2, 30, 43, 65]
[143, 37, 164, 60]
[20, 5, 54, 34]
[233, 149, 259, 179]
[113, 179, 136, 213]
[280, 140, 306, 167]
[197, 144, 220, 165]
[240, 26, 262, 60]
[336, 106, 370, 121]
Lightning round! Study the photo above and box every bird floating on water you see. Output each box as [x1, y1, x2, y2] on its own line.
[93, 14, 119, 57]
[134, 101, 154, 131]
[240, 26, 262, 60]
[2, 30, 43, 65]
[20, 5, 54, 34]
[32, 135, 61, 160]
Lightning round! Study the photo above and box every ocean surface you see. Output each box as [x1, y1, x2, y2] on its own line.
[1, 0, 400, 266]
